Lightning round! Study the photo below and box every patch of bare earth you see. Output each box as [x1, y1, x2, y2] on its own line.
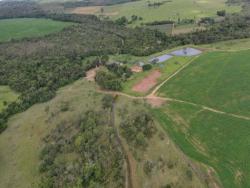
[147, 97, 166, 107]
[69, 6, 102, 15]
[132, 70, 161, 93]
[86, 67, 98, 81]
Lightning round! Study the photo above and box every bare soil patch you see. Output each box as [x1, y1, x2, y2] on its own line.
[132, 70, 161, 93]
[147, 97, 166, 107]
[69, 6, 102, 15]
[86, 67, 98, 81]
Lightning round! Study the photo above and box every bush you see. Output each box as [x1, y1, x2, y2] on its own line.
[142, 64, 153, 71]
[217, 10, 226, 17]
[95, 69, 122, 91]
[143, 160, 154, 175]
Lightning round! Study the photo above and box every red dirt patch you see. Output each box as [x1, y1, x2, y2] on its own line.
[86, 67, 98, 81]
[132, 70, 161, 93]
[147, 97, 166, 107]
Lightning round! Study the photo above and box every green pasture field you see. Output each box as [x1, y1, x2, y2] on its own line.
[0, 18, 73, 42]
[100, 0, 241, 24]
[0, 86, 18, 112]
[158, 50, 250, 116]
[200, 38, 250, 51]
[152, 101, 250, 188]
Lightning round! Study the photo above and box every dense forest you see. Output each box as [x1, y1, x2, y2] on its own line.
[63, 0, 137, 8]
[39, 105, 125, 188]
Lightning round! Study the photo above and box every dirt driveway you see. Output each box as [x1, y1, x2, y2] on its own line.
[132, 70, 161, 93]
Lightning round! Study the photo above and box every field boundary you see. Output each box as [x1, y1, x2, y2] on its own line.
[97, 90, 250, 121]
[148, 56, 199, 97]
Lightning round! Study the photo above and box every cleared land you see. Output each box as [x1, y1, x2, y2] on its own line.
[152, 101, 250, 188]
[0, 18, 72, 42]
[132, 70, 161, 93]
[96, 0, 241, 24]
[122, 55, 194, 96]
[0, 86, 18, 112]
[159, 50, 250, 116]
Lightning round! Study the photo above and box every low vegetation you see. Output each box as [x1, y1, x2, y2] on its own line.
[0, 86, 18, 112]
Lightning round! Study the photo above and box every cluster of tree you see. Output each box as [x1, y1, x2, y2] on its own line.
[0, 1, 45, 19]
[147, 0, 172, 8]
[0, 56, 85, 132]
[115, 16, 129, 26]
[142, 64, 153, 71]
[95, 68, 123, 91]
[198, 17, 215, 25]
[177, 18, 195, 25]
[39, 107, 125, 188]
[145, 20, 174, 26]
[130, 15, 143, 22]
[217, 10, 226, 17]
[115, 15, 143, 25]
[120, 111, 156, 148]
[106, 63, 132, 79]
[226, 0, 243, 4]
[63, 0, 137, 8]
[180, 14, 250, 45]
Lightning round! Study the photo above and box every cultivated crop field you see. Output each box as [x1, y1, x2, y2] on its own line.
[152, 101, 250, 188]
[158, 50, 250, 116]
[0, 86, 18, 112]
[98, 0, 241, 24]
[0, 18, 72, 42]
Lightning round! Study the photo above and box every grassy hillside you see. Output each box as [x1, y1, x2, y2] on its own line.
[0, 80, 105, 188]
[200, 38, 250, 51]
[159, 50, 250, 116]
[152, 101, 250, 188]
[0, 86, 18, 112]
[99, 0, 241, 24]
[0, 79, 206, 188]
[0, 18, 72, 42]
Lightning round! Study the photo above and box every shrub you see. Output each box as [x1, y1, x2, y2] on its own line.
[142, 64, 153, 71]
[143, 160, 154, 175]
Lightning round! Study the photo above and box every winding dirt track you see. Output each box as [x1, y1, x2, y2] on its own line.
[111, 101, 134, 188]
